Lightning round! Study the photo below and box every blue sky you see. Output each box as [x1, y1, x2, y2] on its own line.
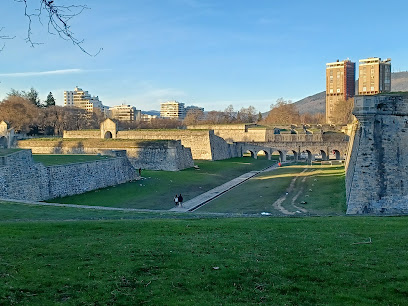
[0, 0, 407, 113]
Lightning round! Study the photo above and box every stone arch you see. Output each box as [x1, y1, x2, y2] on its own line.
[0, 136, 7, 148]
[243, 150, 256, 159]
[271, 150, 286, 162]
[331, 149, 341, 160]
[319, 149, 328, 161]
[100, 118, 117, 139]
[256, 149, 270, 160]
[287, 149, 298, 161]
[301, 150, 313, 161]
[104, 131, 113, 139]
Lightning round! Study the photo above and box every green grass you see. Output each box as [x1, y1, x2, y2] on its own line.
[32, 154, 112, 166]
[1, 216, 408, 304]
[48, 157, 275, 209]
[0, 149, 21, 156]
[198, 164, 346, 215]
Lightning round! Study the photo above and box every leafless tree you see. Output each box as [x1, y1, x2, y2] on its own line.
[263, 98, 300, 125]
[1, 1, 101, 55]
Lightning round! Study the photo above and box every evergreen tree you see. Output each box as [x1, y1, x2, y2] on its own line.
[45, 92, 56, 107]
[24, 87, 41, 107]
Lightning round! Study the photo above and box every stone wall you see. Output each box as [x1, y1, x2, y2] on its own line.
[0, 150, 138, 201]
[346, 94, 408, 214]
[187, 124, 273, 142]
[116, 130, 215, 160]
[186, 124, 326, 143]
[63, 130, 100, 139]
[210, 134, 240, 160]
[18, 139, 194, 171]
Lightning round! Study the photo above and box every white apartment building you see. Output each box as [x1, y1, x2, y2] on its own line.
[160, 101, 186, 120]
[64, 87, 106, 113]
[140, 114, 158, 123]
[110, 104, 141, 122]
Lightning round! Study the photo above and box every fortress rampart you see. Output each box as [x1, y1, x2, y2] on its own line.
[187, 124, 324, 142]
[17, 139, 194, 171]
[346, 94, 408, 214]
[0, 149, 138, 201]
[62, 121, 239, 161]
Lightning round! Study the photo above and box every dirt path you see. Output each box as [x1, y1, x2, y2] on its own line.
[271, 168, 309, 215]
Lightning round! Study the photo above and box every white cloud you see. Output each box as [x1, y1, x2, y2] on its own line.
[0, 69, 88, 78]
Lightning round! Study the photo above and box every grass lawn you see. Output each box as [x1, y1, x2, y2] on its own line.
[48, 157, 275, 210]
[198, 164, 346, 215]
[32, 154, 112, 166]
[1, 216, 408, 304]
[0, 149, 21, 156]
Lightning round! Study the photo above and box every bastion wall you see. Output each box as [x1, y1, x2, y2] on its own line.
[186, 124, 323, 142]
[62, 125, 239, 161]
[17, 139, 194, 171]
[346, 94, 408, 214]
[0, 149, 138, 201]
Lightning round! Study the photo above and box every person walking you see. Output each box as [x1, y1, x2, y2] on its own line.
[174, 194, 179, 207]
[178, 194, 183, 207]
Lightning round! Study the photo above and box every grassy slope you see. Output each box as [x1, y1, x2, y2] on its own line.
[48, 157, 275, 210]
[1, 216, 408, 304]
[198, 164, 346, 215]
[0, 149, 21, 156]
[32, 154, 112, 166]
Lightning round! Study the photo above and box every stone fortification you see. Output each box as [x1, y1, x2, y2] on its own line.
[0, 150, 138, 201]
[117, 130, 239, 160]
[187, 124, 274, 142]
[346, 94, 408, 214]
[63, 127, 237, 161]
[17, 139, 194, 171]
[186, 124, 324, 142]
[116, 130, 214, 159]
[63, 130, 100, 139]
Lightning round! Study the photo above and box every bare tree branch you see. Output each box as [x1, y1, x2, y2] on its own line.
[2, 1, 102, 56]
[0, 27, 16, 52]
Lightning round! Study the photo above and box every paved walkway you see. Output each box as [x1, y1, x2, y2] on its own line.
[0, 162, 288, 214]
[170, 162, 286, 212]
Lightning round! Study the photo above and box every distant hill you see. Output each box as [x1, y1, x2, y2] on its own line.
[293, 91, 326, 114]
[291, 71, 408, 115]
[142, 110, 160, 116]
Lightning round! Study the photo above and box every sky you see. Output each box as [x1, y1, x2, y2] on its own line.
[0, 0, 408, 113]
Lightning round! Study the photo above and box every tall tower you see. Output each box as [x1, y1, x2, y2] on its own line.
[358, 57, 391, 95]
[326, 59, 356, 124]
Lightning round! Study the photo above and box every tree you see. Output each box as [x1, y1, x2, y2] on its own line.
[257, 112, 263, 122]
[45, 92, 56, 107]
[0, 96, 40, 133]
[24, 87, 41, 107]
[183, 109, 204, 125]
[263, 98, 300, 124]
[7, 87, 41, 107]
[224, 105, 236, 123]
[332, 98, 354, 124]
[1, 1, 101, 55]
[237, 106, 257, 123]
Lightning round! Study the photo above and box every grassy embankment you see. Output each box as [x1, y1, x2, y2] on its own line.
[1, 216, 408, 304]
[0, 149, 21, 156]
[32, 154, 112, 166]
[199, 164, 346, 215]
[0, 156, 405, 304]
[45, 156, 276, 210]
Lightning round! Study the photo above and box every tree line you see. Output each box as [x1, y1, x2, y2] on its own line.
[0, 88, 353, 136]
[0, 89, 104, 135]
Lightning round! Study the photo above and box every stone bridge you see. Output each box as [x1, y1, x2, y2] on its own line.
[237, 141, 349, 161]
